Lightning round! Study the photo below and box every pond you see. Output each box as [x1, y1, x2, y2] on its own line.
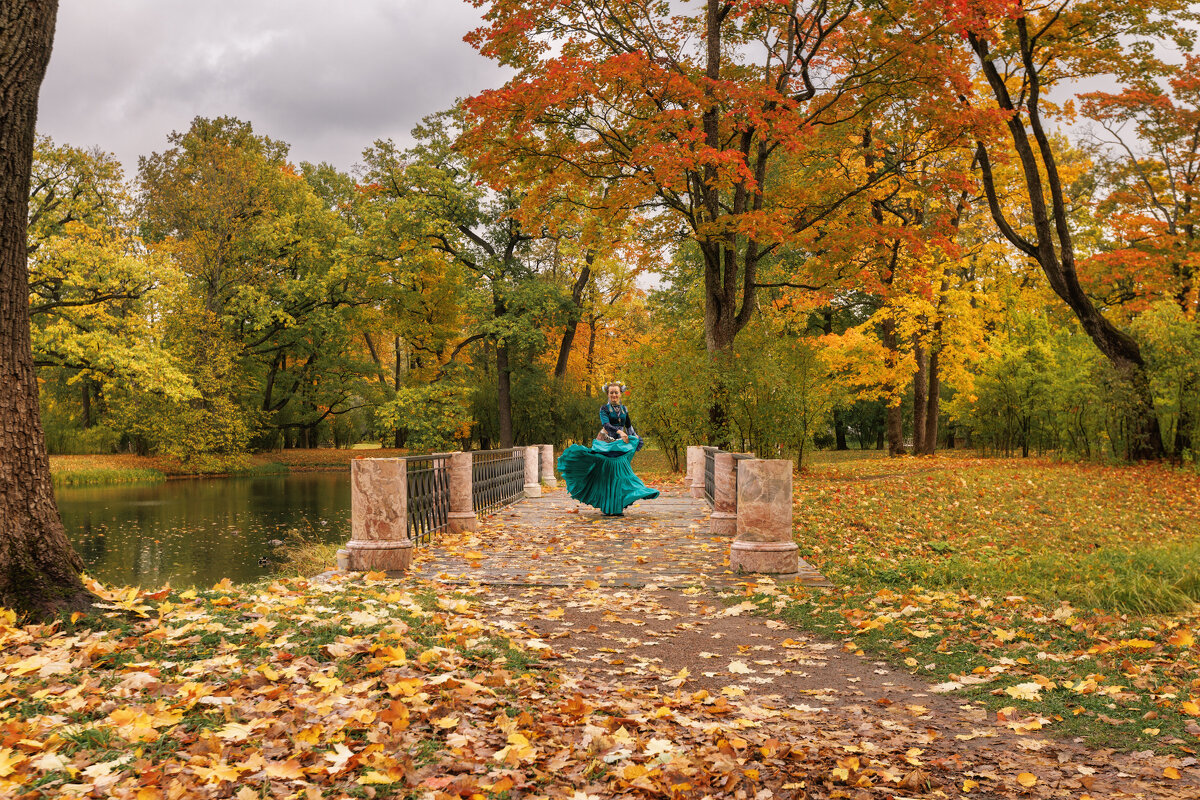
[56, 473, 351, 589]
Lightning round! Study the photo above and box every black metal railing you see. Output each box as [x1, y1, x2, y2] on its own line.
[703, 446, 718, 506]
[472, 447, 526, 517]
[405, 453, 451, 546]
[537, 447, 544, 483]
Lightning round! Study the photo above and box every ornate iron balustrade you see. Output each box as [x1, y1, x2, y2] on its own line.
[537, 447, 544, 483]
[703, 446, 718, 506]
[405, 453, 451, 546]
[472, 447, 526, 517]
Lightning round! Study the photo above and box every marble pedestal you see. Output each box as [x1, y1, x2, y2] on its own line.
[523, 446, 542, 498]
[539, 444, 557, 488]
[729, 459, 798, 574]
[447, 451, 478, 533]
[341, 458, 413, 572]
[690, 447, 708, 499]
[685, 446, 702, 496]
[710, 452, 737, 536]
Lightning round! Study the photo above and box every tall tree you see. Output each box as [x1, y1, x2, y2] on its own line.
[0, 0, 94, 616]
[464, 0, 971, 441]
[950, 0, 1198, 458]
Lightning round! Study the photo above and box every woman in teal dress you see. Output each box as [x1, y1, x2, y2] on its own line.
[557, 383, 660, 516]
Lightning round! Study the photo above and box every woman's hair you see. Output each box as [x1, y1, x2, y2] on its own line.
[603, 382, 625, 395]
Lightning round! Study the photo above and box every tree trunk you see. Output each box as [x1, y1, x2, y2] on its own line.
[497, 341, 514, 448]
[880, 315, 906, 456]
[81, 378, 92, 429]
[554, 255, 591, 379]
[913, 340, 928, 455]
[0, 0, 94, 618]
[969, 25, 1164, 459]
[922, 343, 941, 455]
[1173, 375, 1194, 461]
[833, 409, 848, 451]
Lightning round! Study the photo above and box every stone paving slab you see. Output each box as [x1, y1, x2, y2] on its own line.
[408, 486, 830, 588]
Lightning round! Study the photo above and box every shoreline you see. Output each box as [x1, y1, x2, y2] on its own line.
[49, 448, 412, 487]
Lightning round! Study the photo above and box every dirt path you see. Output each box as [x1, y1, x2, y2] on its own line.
[409, 487, 1200, 797]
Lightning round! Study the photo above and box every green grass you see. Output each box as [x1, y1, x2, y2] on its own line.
[51, 467, 166, 487]
[765, 455, 1200, 754]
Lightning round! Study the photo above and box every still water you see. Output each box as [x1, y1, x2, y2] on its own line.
[56, 473, 351, 589]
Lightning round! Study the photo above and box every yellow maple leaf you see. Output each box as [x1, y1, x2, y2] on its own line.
[1181, 700, 1200, 716]
[0, 748, 26, 778]
[1118, 639, 1156, 650]
[1004, 682, 1043, 702]
[1167, 630, 1195, 648]
[1017, 773, 1037, 787]
[1165, 767, 1181, 780]
[265, 759, 306, 780]
[310, 673, 343, 693]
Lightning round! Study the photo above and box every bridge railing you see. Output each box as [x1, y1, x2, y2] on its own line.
[341, 444, 556, 573]
[472, 447, 526, 517]
[405, 453, 452, 546]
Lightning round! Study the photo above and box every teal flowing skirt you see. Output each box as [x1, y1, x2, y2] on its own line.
[557, 437, 660, 515]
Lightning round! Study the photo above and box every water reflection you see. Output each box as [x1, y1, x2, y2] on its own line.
[56, 473, 351, 588]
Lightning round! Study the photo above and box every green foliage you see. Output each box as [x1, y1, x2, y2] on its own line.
[1130, 301, 1200, 462]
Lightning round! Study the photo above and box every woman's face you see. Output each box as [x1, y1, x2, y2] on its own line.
[607, 385, 622, 405]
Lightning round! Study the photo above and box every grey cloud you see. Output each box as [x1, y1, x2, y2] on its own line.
[39, 0, 508, 175]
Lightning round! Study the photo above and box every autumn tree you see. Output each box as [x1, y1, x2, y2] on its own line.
[949, 0, 1199, 458]
[463, 0, 975, 441]
[0, 0, 95, 616]
[1082, 56, 1200, 457]
[137, 117, 367, 457]
[29, 137, 192, 448]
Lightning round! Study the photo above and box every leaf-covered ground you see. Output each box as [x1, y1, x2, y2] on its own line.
[7, 456, 1200, 798]
[787, 456, 1200, 754]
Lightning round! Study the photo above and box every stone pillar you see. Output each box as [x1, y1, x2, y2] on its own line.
[340, 458, 413, 573]
[710, 452, 737, 536]
[539, 444, 557, 488]
[523, 446, 542, 498]
[685, 446, 702, 495]
[729, 459, 798, 574]
[690, 447, 707, 499]
[447, 451, 478, 533]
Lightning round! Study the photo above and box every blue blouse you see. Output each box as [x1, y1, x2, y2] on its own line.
[600, 403, 630, 437]
[600, 403, 643, 452]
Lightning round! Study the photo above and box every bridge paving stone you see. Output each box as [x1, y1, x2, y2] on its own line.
[408, 485, 828, 588]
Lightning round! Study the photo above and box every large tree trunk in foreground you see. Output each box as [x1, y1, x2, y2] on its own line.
[0, 0, 94, 618]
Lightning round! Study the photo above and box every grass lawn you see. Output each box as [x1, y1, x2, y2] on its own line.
[762, 454, 1200, 754]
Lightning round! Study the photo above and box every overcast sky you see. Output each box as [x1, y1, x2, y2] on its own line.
[37, 1, 508, 177]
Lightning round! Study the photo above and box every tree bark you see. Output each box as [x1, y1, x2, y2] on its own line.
[922, 342, 941, 455]
[496, 341, 513, 448]
[0, 0, 94, 618]
[880, 315, 906, 456]
[553, 254, 591, 379]
[913, 340, 928, 455]
[833, 410, 849, 451]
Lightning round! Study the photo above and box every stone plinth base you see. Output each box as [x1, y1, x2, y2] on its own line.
[448, 510, 479, 533]
[709, 510, 736, 536]
[729, 539, 799, 574]
[343, 539, 413, 572]
[540, 445, 557, 488]
[524, 482, 542, 498]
